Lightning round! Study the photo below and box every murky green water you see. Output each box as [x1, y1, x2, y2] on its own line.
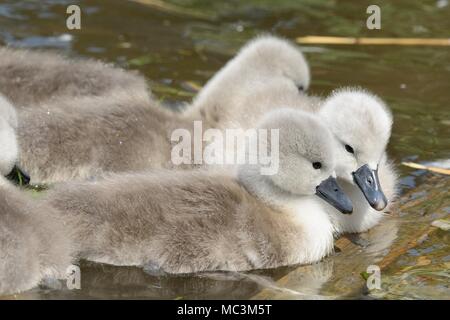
[0, 0, 449, 299]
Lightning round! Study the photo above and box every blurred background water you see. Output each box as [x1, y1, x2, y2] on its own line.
[0, 0, 448, 299]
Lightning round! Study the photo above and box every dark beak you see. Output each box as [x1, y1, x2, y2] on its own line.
[5, 164, 30, 186]
[352, 164, 387, 211]
[315, 176, 353, 214]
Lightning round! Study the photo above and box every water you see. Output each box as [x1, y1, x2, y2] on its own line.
[0, 0, 449, 299]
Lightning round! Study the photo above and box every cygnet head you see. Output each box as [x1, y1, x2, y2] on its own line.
[191, 35, 310, 124]
[0, 94, 29, 184]
[319, 88, 393, 211]
[243, 109, 353, 214]
[237, 35, 310, 92]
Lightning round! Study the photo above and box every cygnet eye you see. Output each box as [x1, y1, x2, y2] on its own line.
[298, 85, 304, 92]
[312, 162, 322, 169]
[345, 144, 355, 154]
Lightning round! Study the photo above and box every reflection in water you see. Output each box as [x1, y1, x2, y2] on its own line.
[0, 0, 448, 299]
[256, 260, 337, 300]
[365, 216, 399, 257]
[253, 216, 400, 299]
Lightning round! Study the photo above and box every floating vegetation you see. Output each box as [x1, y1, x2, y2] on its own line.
[402, 161, 450, 175]
[252, 174, 450, 299]
[151, 83, 196, 99]
[368, 230, 450, 300]
[432, 219, 450, 231]
[128, 54, 161, 67]
[296, 36, 450, 46]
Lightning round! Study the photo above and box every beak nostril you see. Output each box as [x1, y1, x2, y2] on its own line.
[334, 188, 338, 192]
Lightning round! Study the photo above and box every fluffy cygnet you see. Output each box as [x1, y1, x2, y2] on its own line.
[186, 35, 311, 128]
[193, 80, 398, 234]
[42, 109, 352, 273]
[0, 177, 74, 295]
[318, 88, 398, 233]
[3, 36, 310, 184]
[15, 89, 196, 184]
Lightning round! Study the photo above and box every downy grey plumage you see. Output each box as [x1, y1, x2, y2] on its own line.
[0, 46, 151, 107]
[41, 109, 352, 274]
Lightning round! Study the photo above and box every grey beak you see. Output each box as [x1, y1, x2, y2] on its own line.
[352, 164, 387, 211]
[5, 164, 30, 186]
[315, 176, 353, 214]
